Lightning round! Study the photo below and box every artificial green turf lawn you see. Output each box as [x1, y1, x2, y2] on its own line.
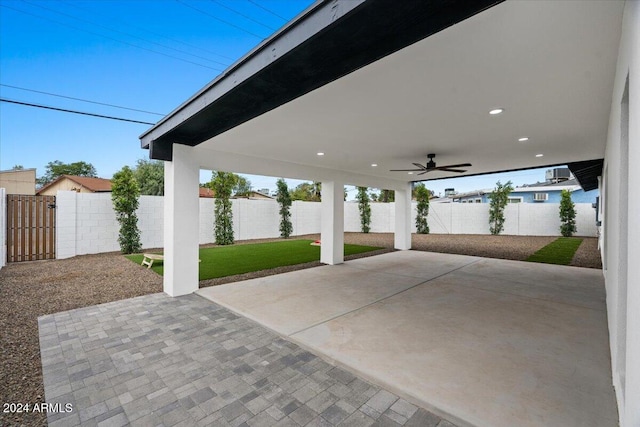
[526, 237, 583, 265]
[126, 239, 381, 280]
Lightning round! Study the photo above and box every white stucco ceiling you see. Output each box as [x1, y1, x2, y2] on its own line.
[196, 0, 623, 184]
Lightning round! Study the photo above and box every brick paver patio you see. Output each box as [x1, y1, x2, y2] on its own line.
[38, 293, 456, 427]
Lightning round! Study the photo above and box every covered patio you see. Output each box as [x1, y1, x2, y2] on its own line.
[137, 0, 640, 425]
[140, 0, 622, 297]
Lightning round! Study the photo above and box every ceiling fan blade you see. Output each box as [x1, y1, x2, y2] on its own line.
[435, 163, 472, 169]
[437, 168, 467, 173]
[391, 159, 470, 174]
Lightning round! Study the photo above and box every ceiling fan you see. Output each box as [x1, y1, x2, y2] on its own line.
[390, 153, 471, 175]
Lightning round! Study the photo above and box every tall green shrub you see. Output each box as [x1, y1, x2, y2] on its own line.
[211, 171, 236, 245]
[111, 166, 141, 254]
[356, 187, 371, 233]
[559, 189, 577, 237]
[276, 178, 293, 238]
[414, 183, 430, 234]
[488, 180, 513, 235]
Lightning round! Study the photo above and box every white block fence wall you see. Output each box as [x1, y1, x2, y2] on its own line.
[55, 192, 324, 259]
[0, 188, 6, 270]
[53, 191, 598, 259]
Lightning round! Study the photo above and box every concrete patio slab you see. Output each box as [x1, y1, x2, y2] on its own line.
[196, 251, 483, 337]
[197, 251, 617, 427]
[342, 250, 482, 279]
[454, 258, 607, 310]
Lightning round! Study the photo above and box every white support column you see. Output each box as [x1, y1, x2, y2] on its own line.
[394, 183, 412, 250]
[320, 181, 344, 265]
[164, 144, 200, 296]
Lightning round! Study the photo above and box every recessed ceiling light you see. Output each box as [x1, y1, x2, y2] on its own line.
[371, 163, 378, 167]
[408, 172, 413, 175]
[317, 152, 324, 156]
[535, 154, 544, 157]
[518, 137, 529, 142]
[489, 108, 504, 115]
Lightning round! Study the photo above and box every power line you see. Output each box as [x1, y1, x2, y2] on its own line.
[60, 0, 235, 62]
[246, 0, 288, 22]
[0, 3, 223, 71]
[0, 98, 157, 125]
[0, 84, 166, 116]
[20, 0, 230, 68]
[209, 0, 277, 31]
[175, 0, 266, 39]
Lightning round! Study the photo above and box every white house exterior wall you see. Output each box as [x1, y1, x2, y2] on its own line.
[602, 2, 639, 425]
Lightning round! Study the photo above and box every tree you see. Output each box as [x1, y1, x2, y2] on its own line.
[111, 166, 141, 254]
[559, 189, 577, 237]
[291, 182, 322, 202]
[488, 180, 514, 235]
[37, 160, 97, 187]
[379, 189, 395, 203]
[210, 171, 236, 245]
[133, 159, 164, 196]
[12, 165, 24, 170]
[356, 187, 371, 233]
[235, 176, 252, 197]
[205, 172, 251, 197]
[414, 183, 430, 234]
[276, 179, 293, 238]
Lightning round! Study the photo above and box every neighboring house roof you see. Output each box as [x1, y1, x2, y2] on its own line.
[198, 189, 274, 199]
[241, 191, 274, 200]
[453, 179, 588, 200]
[199, 187, 215, 198]
[430, 197, 452, 203]
[37, 175, 112, 195]
[511, 183, 580, 193]
[0, 167, 37, 173]
[518, 178, 579, 188]
[451, 189, 492, 199]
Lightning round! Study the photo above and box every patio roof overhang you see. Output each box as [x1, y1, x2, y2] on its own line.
[140, 0, 623, 189]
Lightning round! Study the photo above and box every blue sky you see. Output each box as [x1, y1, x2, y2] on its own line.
[0, 0, 553, 198]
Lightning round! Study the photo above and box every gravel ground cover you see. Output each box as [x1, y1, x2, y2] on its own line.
[0, 233, 601, 426]
[0, 254, 163, 427]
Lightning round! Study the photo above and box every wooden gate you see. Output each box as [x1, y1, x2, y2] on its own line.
[6, 195, 56, 262]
